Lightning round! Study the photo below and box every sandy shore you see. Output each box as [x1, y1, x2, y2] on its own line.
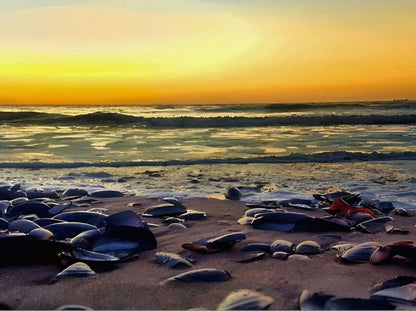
[0, 196, 415, 310]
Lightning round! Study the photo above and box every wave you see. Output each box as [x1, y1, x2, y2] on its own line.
[1, 151, 415, 169]
[262, 101, 415, 112]
[197, 101, 415, 113]
[0, 111, 415, 128]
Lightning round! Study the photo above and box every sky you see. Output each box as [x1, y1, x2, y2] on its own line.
[0, 0, 415, 105]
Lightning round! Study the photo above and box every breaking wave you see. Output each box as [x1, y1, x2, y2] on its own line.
[0, 151, 415, 169]
[0, 111, 415, 128]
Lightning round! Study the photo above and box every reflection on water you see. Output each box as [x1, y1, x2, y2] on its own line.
[0, 124, 415, 163]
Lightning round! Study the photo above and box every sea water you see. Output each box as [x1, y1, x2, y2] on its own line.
[0, 102, 415, 207]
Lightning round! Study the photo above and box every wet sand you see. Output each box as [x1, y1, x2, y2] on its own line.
[0, 196, 415, 310]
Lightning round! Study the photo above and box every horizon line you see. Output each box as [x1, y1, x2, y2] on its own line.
[0, 99, 414, 107]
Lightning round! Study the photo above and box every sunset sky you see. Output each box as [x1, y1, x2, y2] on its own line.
[0, 0, 415, 105]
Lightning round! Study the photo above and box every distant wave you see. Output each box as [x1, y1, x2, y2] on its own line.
[0, 151, 415, 169]
[0, 111, 415, 128]
[196, 101, 415, 113]
[262, 101, 415, 112]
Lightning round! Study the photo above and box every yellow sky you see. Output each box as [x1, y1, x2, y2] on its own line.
[0, 1, 415, 105]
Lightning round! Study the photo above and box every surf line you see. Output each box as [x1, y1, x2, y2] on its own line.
[0, 151, 415, 169]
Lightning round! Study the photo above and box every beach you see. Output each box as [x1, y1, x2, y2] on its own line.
[0, 103, 415, 309]
[1, 194, 415, 310]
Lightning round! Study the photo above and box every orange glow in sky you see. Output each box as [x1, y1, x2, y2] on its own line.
[0, 1, 415, 105]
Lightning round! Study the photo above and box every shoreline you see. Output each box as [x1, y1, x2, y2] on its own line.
[1, 195, 415, 310]
[2, 160, 415, 211]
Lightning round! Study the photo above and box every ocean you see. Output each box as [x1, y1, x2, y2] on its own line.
[0, 101, 415, 208]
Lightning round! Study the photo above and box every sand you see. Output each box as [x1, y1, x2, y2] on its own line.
[0, 196, 415, 310]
